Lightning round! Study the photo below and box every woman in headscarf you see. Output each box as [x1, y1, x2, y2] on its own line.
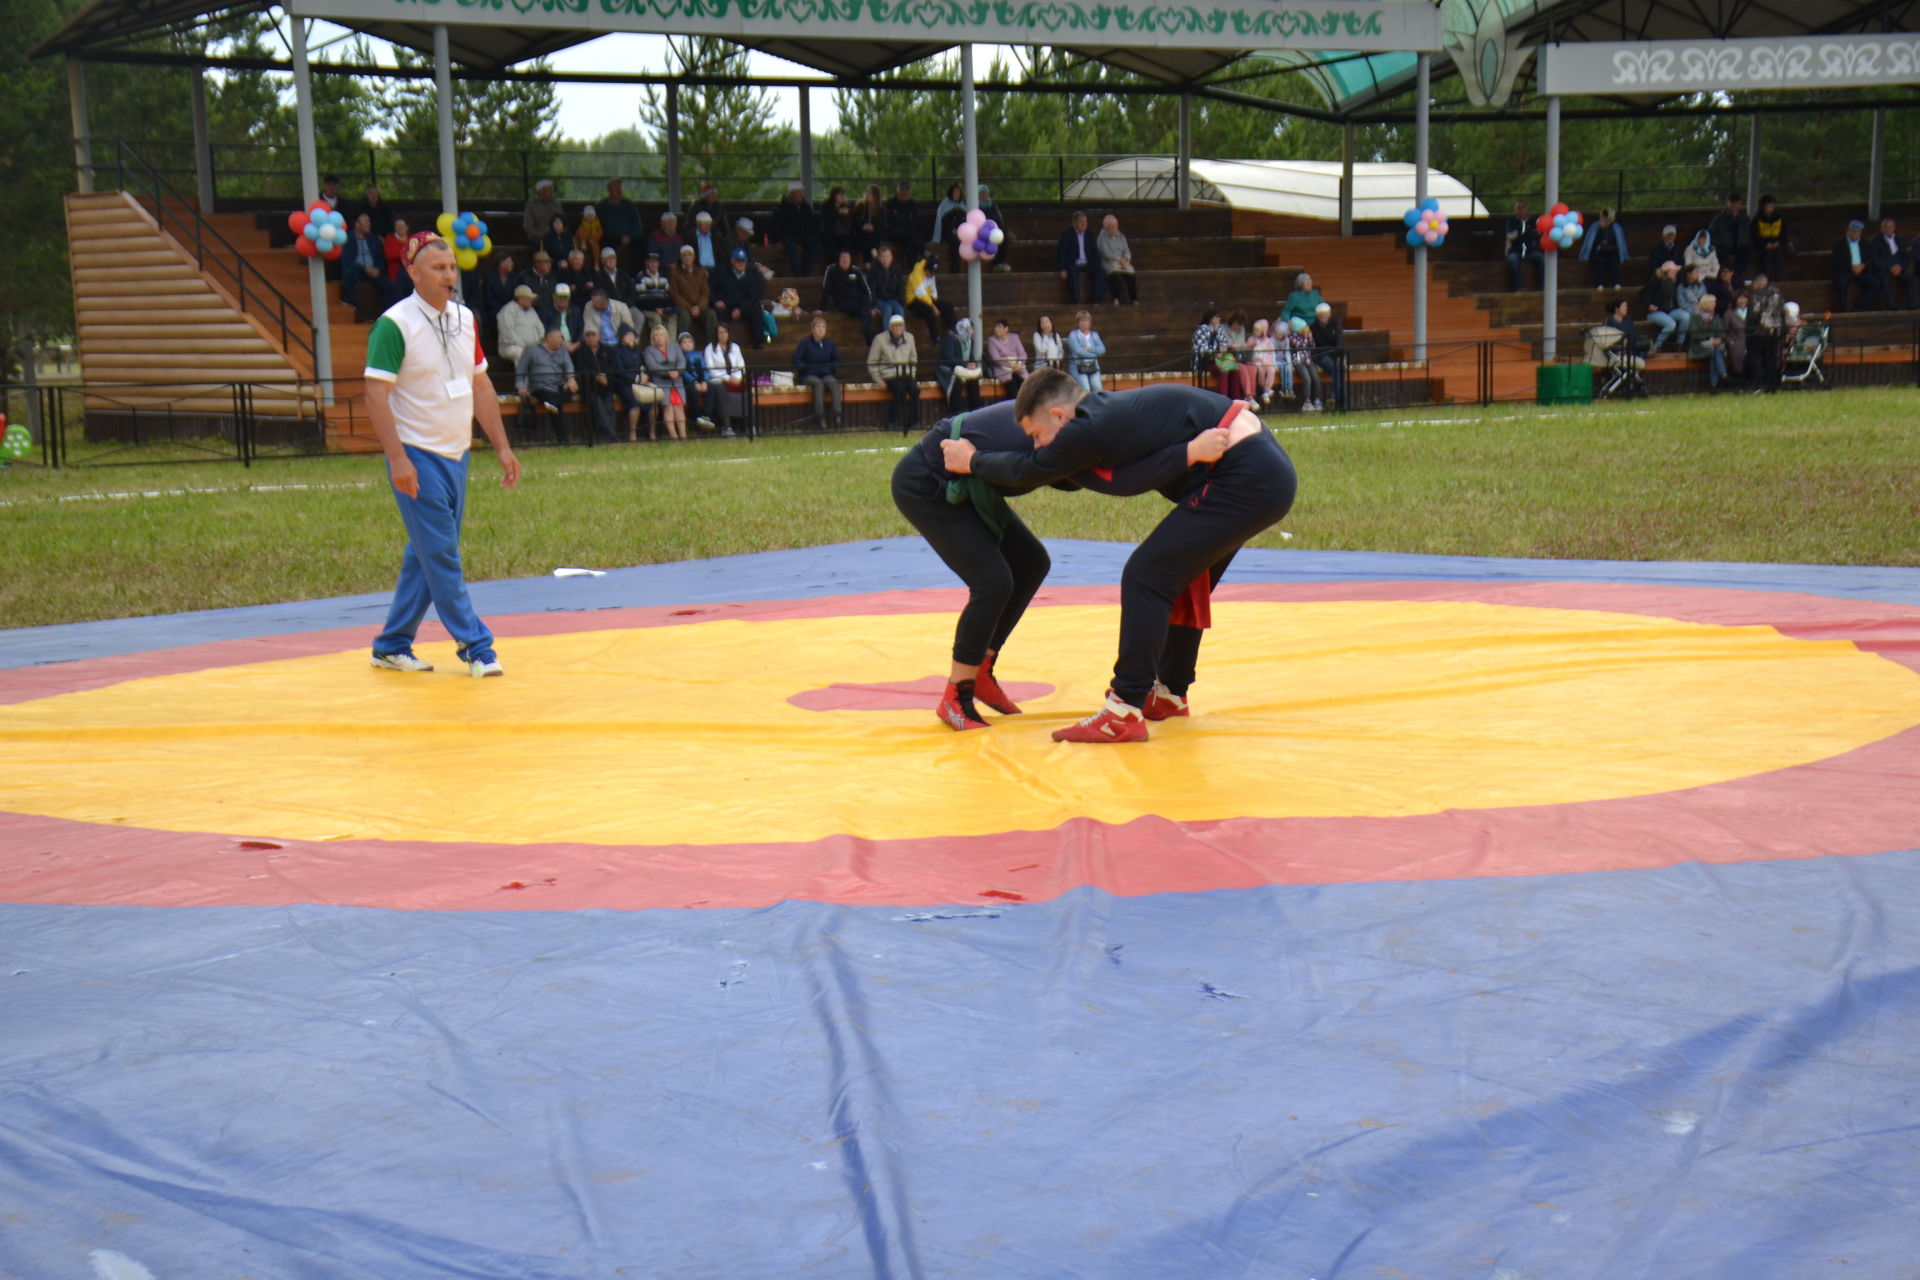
[938, 316, 984, 412]
[1684, 229, 1720, 282]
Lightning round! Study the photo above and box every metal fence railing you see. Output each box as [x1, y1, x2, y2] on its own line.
[3, 380, 330, 469]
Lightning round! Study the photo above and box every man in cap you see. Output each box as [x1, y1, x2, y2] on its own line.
[598, 178, 643, 269]
[635, 249, 672, 325]
[772, 182, 822, 278]
[670, 243, 717, 345]
[557, 247, 593, 301]
[1648, 223, 1686, 278]
[548, 282, 583, 351]
[593, 245, 636, 309]
[715, 247, 767, 349]
[685, 182, 725, 230]
[1832, 219, 1883, 311]
[517, 249, 558, 308]
[1310, 300, 1346, 411]
[1867, 216, 1918, 311]
[364, 232, 520, 679]
[868, 311, 920, 433]
[496, 284, 547, 365]
[646, 210, 685, 269]
[883, 180, 924, 264]
[523, 178, 564, 246]
[691, 209, 722, 280]
[515, 326, 578, 444]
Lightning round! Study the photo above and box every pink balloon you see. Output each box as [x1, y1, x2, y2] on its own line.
[964, 208, 986, 228]
[958, 240, 978, 261]
[1422, 229, 1441, 245]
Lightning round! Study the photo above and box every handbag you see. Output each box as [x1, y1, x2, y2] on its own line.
[1213, 353, 1239, 373]
[631, 382, 665, 406]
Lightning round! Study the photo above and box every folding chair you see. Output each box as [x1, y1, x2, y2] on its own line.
[1777, 320, 1829, 388]
[1586, 326, 1647, 399]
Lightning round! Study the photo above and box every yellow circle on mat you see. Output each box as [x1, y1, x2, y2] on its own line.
[4, 601, 1919, 847]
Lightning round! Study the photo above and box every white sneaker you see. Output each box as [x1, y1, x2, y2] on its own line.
[370, 651, 434, 673]
[469, 658, 504, 678]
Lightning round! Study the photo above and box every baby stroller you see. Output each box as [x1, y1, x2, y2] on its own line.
[1585, 325, 1647, 399]
[1777, 319, 1829, 388]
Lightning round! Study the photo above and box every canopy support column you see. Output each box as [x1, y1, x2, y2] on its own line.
[1339, 121, 1355, 238]
[1413, 53, 1430, 363]
[1744, 113, 1762, 212]
[961, 42, 982, 362]
[798, 87, 813, 195]
[1542, 95, 1561, 364]
[665, 83, 681, 210]
[1868, 108, 1886, 222]
[291, 18, 333, 407]
[1176, 93, 1192, 212]
[433, 25, 457, 216]
[67, 58, 92, 194]
[190, 65, 215, 212]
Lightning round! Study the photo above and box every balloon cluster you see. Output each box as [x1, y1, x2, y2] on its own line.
[438, 211, 493, 271]
[288, 203, 346, 259]
[1402, 197, 1449, 247]
[955, 208, 1004, 263]
[1535, 203, 1583, 253]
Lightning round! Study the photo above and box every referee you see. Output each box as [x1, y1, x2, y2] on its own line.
[364, 232, 521, 678]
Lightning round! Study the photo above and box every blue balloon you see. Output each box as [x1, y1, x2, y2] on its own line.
[1430, 235, 1446, 247]
[1402, 208, 1419, 227]
[1405, 227, 1423, 247]
[1420, 197, 1440, 212]
[304, 222, 322, 241]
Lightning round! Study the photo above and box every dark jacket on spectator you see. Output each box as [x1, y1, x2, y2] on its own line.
[1641, 274, 1680, 314]
[1310, 316, 1344, 356]
[599, 198, 643, 249]
[1708, 209, 1754, 261]
[715, 264, 764, 315]
[1647, 236, 1685, 277]
[773, 196, 820, 248]
[1056, 225, 1102, 277]
[882, 195, 922, 250]
[357, 198, 394, 239]
[573, 339, 616, 389]
[542, 230, 575, 264]
[820, 261, 871, 313]
[609, 337, 644, 385]
[1866, 230, 1912, 274]
[794, 335, 839, 381]
[938, 203, 969, 249]
[645, 229, 685, 267]
[480, 268, 519, 319]
[340, 232, 385, 288]
[592, 266, 636, 308]
[866, 259, 905, 307]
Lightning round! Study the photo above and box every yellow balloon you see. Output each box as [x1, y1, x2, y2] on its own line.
[477, 236, 492, 257]
[454, 248, 479, 271]
[435, 212, 456, 238]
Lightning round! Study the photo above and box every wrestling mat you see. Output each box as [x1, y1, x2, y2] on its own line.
[3, 539, 1917, 1278]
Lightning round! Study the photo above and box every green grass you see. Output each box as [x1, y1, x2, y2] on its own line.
[5, 387, 1919, 629]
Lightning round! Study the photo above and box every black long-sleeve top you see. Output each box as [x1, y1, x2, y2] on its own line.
[966, 384, 1236, 501]
[915, 397, 1205, 499]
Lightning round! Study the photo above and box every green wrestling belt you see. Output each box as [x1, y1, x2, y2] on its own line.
[943, 413, 1011, 541]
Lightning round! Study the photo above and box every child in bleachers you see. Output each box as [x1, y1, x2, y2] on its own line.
[575, 206, 603, 260]
[1249, 317, 1280, 406]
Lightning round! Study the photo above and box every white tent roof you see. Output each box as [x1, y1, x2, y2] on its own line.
[1065, 158, 1487, 221]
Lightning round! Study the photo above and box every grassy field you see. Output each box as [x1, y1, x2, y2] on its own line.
[4, 388, 1918, 629]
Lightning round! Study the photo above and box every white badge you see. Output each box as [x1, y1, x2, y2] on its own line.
[444, 377, 472, 399]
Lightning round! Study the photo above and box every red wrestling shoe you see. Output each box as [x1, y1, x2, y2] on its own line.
[973, 654, 1023, 715]
[937, 681, 990, 731]
[1142, 681, 1189, 721]
[1051, 691, 1150, 743]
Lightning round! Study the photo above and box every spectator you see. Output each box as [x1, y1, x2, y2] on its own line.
[793, 312, 843, 429]
[820, 249, 871, 332]
[855, 185, 885, 259]
[1281, 273, 1323, 328]
[1504, 200, 1543, 291]
[634, 251, 671, 328]
[1708, 193, 1754, 279]
[320, 174, 342, 211]
[1648, 224, 1686, 277]
[819, 186, 852, 262]
[1688, 294, 1728, 389]
[598, 179, 643, 268]
[645, 211, 685, 270]
[608, 324, 649, 441]
[976, 185, 1014, 271]
[1031, 314, 1064, 371]
[1753, 197, 1786, 283]
[1641, 260, 1688, 352]
[883, 180, 924, 263]
[690, 210, 723, 276]
[584, 286, 637, 350]
[936, 183, 968, 271]
[703, 323, 747, 437]
[480, 253, 518, 322]
[1580, 208, 1627, 289]
[1725, 290, 1759, 385]
[1190, 307, 1227, 376]
[523, 178, 563, 246]
[1675, 265, 1708, 332]
[518, 249, 559, 308]
[685, 182, 726, 231]
[1683, 230, 1719, 283]
[1284, 317, 1323, 411]
[573, 324, 618, 442]
[574, 205, 603, 261]
[592, 246, 636, 310]
[670, 244, 718, 345]
[1218, 309, 1256, 399]
[938, 316, 984, 412]
[1705, 263, 1739, 319]
[381, 215, 413, 306]
[773, 183, 822, 279]
[715, 248, 767, 350]
[642, 325, 688, 441]
[732, 217, 774, 282]
[676, 330, 714, 433]
[907, 250, 950, 342]
[865, 244, 906, 335]
[515, 327, 577, 443]
[1868, 217, 1918, 311]
[1747, 271, 1785, 382]
[985, 319, 1028, 400]
[1249, 317, 1279, 405]
[357, 185, 394, 238]
[1311, 302, 1346, 411]
[1603, 297, 1642, 352]
[1097, 214, 1137, 306]
[1832, 219, 1881, 311]
[338, 211, 385, 316]
[1056, 211, 1104, 304]
[557, 247, 592, 302]
[548, 283, 583, 351]
[496, 285, 547, 366]
[867, 313, 921, 434]
[1065, 309, 1106, 393]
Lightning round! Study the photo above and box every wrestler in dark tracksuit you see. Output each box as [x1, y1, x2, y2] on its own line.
[890, 398, 1202, 669]
[965, 384, 1297, 709]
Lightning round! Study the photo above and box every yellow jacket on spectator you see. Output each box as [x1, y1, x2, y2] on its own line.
[907, 260, 939, 308]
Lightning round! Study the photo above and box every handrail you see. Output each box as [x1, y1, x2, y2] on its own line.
[107, 138, 319, 369]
